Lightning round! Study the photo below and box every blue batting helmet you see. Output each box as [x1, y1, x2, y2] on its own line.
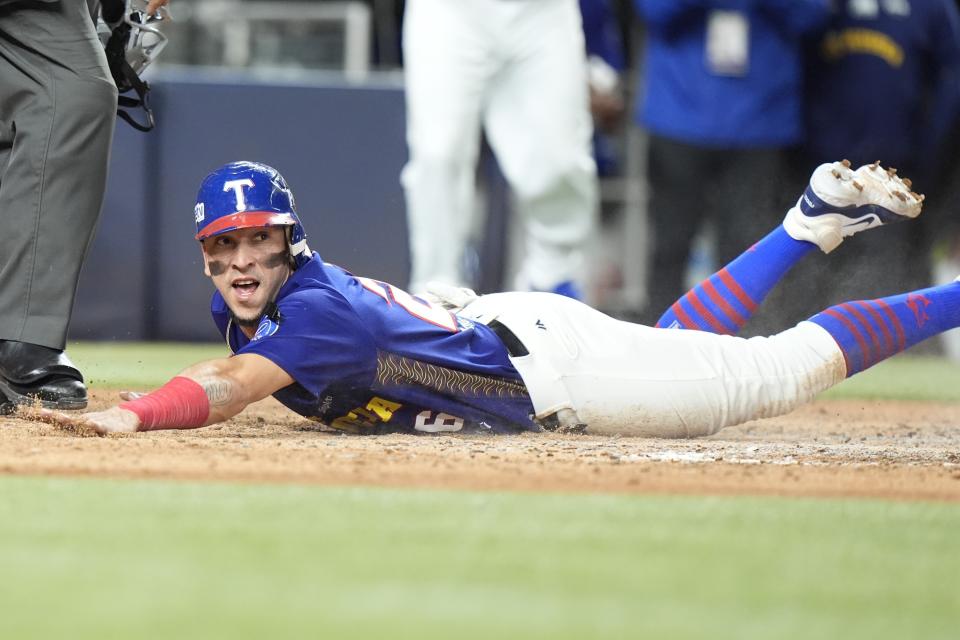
[194, 161, 310, 266]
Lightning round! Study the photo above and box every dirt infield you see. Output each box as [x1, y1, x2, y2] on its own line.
[1, 391, 959, 500]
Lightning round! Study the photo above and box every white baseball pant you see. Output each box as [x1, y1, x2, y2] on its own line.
[460, 292, 847, 437]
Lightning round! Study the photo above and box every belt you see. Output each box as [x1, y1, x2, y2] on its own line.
[487, 318, 585, 432]
[487, 319, 529, 357]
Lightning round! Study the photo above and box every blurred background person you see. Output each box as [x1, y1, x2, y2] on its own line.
[401, 0, 599, 300]
[790, 0, 960, 319]
[633, 0, 829, 330]
[581, 0, 629, 176]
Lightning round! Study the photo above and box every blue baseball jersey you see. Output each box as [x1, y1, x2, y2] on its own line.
[803, 0, 960, 171]
[211, 253, 538, 434]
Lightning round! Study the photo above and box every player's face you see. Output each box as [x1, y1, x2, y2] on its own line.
[201, 226, 291, 329]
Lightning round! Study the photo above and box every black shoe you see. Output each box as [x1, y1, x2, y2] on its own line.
[0, 340, 87, 413]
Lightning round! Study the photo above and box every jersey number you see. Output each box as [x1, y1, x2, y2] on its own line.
[414, 411, 464, 433]
[357, 277, 459, 332]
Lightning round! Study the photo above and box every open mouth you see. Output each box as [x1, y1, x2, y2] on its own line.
[231, 278, 260, 300]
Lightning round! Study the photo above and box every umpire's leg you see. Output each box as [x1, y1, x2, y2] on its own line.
[0, 0, 117, 348]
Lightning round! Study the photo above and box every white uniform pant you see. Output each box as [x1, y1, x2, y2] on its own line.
[460, 293, 847, 437]
[402, 0, 598, 293]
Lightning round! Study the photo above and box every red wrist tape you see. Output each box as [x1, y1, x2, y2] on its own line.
[120, 376, 211, 431]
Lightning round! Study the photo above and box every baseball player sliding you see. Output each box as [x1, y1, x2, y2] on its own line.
[47, 159, 947, 438]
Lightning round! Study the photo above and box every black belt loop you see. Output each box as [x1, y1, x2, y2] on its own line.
[487, 319, 529, 357]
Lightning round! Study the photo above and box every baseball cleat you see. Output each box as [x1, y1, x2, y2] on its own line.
[783, 160, 923, 253]
[547, 280, 583, 301]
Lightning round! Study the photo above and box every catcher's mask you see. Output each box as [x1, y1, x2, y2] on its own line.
[102, 0, 169, 132]
[195, 161, 311, 269]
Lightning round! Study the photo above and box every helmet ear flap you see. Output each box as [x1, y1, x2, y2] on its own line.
[284, 227, 298, 269]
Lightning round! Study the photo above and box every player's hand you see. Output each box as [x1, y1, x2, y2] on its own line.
[590, 87, 625, 133]
[422, 281, 479, 312]
[40, 406, 141, 436]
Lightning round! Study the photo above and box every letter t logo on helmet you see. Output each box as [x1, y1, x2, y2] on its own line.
[195, 161, 311, 267]
[223, 179, 255, 211]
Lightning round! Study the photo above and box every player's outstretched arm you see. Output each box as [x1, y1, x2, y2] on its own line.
[46, 354, 293, 435]
[176, 354, 294, 425]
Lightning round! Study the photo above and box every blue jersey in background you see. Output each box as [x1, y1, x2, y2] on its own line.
[803, 0, 960, 173]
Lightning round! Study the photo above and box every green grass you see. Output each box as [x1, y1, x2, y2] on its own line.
[67, 341, 229, 389]
[824, 354, 960, 402]
[0, 476, 957, 640]
[67, 341, 960, 402]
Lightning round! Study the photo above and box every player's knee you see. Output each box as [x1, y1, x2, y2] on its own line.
[407, 145, 474, 174]
[513, 156, 597, 204]
[402, 150, 476, 194]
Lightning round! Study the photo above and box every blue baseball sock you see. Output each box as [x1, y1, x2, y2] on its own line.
[657, 226, 815, 333]
[808, 281, 960, 376]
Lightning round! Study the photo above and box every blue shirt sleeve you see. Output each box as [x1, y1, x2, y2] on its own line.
[636, 0, 827, 35]
[755, 0, 828, 36]
[580, 0, 626, 69]
[634, 0, 707, 29]
[210, 292, 231, 340]
[234, 288, 379, 397]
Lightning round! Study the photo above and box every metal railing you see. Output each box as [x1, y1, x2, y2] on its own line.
[169, 1, 373, 79]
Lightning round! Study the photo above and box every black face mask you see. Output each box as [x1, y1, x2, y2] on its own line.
[100, 2, 168, 132]
[105, 19, 156, 132]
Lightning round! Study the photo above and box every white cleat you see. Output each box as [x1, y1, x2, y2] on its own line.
[783, 160, 924, 253]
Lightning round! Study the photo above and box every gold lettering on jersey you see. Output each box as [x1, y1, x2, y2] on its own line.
[821, 29, 903, 68]
[330, 412, 363, 432]
[330, 396, 402, 433]
[366, 397, 402, 422]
